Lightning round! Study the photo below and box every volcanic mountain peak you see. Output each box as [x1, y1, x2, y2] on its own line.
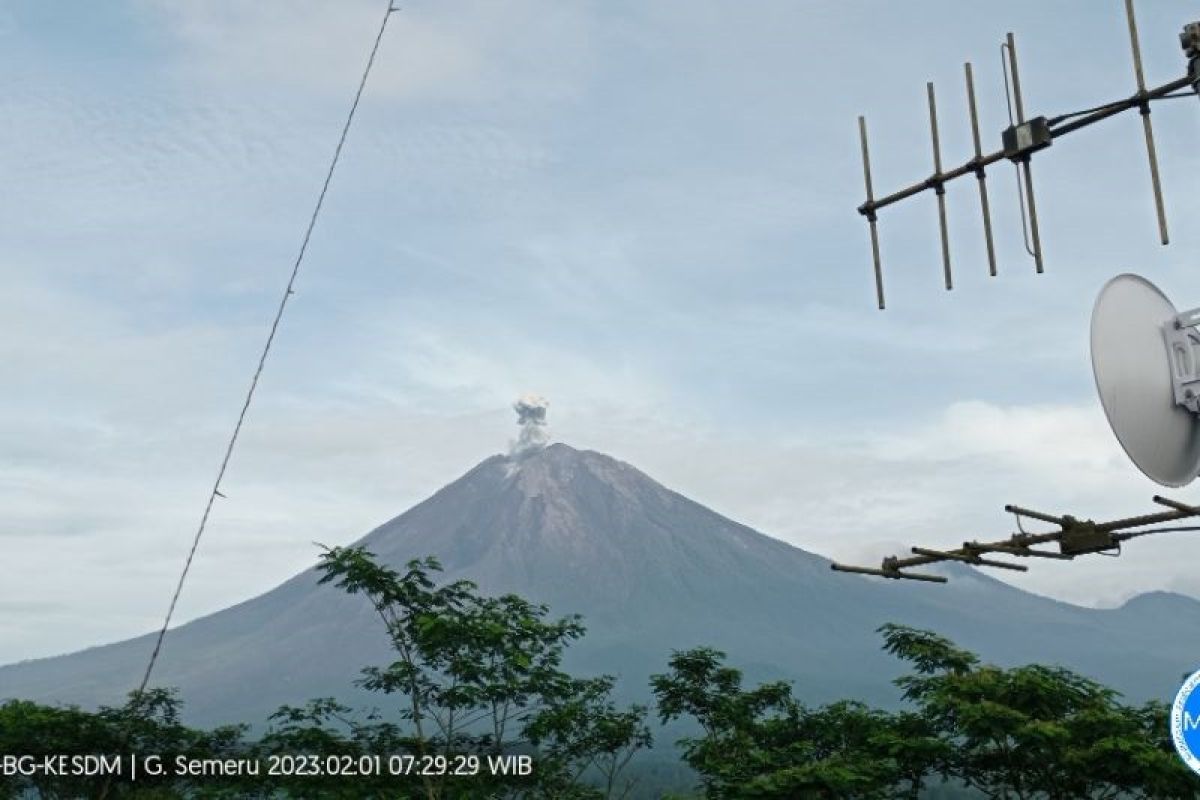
[501, 441, 634, 482]
[356, 441, 814, 608]
[504, 444, 665, 505]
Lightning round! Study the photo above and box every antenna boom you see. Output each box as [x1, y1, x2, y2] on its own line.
[831, 496, 1200, 583]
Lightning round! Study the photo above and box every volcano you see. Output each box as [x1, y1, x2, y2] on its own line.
[3, 443, 1199, 728]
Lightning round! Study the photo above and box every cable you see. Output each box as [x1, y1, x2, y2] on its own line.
[98, 5, 398, 797]
[1046, 91, 1194, 127]
[1046, 99, 1129, 126]
[132, 0, 397, 705]
[1117, 525, 1200, 541]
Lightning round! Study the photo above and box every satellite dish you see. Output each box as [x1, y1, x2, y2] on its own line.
[1091, 273, 1200, 487]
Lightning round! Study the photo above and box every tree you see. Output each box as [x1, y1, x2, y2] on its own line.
[0, 688, 247, 799]
[652, 628, 1198, 800]
[524, 676, 652, 799]
[314, 546, 651, 799]
[650, 647, 922, 799]
[0, 550, 650, 800]
[880, 623, 1199, 800]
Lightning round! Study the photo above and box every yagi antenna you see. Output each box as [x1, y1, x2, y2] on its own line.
[857, 2, 1200, 309]
[831, 496, 1200, 583]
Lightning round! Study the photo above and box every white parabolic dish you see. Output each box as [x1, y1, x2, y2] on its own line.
[1091, 273, 1200, 487]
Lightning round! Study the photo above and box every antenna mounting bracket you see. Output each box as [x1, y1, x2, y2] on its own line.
[1185, 22, 1200, 95]
[1182, 22, 1200, 60]
[1056, 515, 1118, 555]
[1002, 116, 1053, 161]
[1163, 307, 1200, 413]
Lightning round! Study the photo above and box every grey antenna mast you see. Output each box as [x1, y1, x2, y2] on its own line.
[856, 2, 1199, 309]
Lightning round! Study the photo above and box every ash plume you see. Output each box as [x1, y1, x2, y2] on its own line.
[510, 394, 549, 456]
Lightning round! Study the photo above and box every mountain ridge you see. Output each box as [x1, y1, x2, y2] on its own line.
[3, 443, 1197, 727]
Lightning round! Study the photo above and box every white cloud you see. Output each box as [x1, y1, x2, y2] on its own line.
[879, 400, 1126, 487]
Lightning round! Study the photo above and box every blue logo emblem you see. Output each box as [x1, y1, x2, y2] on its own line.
[1172, 669, 1200, 774]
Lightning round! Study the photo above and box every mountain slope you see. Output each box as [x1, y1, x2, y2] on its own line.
[2, 444, 1196, 728]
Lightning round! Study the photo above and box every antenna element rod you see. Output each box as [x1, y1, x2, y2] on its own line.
[1005, 33, 1045, 273]
[911, 546, 1028, 571]
[1004, 504, 1065, 526]
[965, 62, 998, 276]
[1005, 33, 1027, 124]
[1151, 495, 1200, 514]
[834, 496, 1200, 585]
[1125, 0, 1170, 245]
[927, 83, 952, 290]
[858, 116, 885, 309]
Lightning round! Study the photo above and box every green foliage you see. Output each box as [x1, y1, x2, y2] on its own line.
[524, 676, 652, 799]
[313, 546, 651, 799]
[0, 688, 247, 799]
[3, 553, 1197, 800]
[654, 625, 1200, 800]
[880, 623, 1198, 800]
[651, 647, 935, 799]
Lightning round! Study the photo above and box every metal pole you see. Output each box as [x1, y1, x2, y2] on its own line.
[1125, 0, 1170, 245]
[965, 62, 998, 276]
[1006, 33, 1027, 124]
[1006, 33, 1045, 273]
[858, 116, 885, 309]
[1004, 504, 1066, 526]
[928, 83, 953, 290]
[911, 547, 1028, 571]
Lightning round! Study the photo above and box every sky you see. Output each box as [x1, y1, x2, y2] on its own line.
[4, 0, 1200, 665]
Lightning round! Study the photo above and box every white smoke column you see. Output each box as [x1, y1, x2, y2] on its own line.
[510, 394, 550, 456]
